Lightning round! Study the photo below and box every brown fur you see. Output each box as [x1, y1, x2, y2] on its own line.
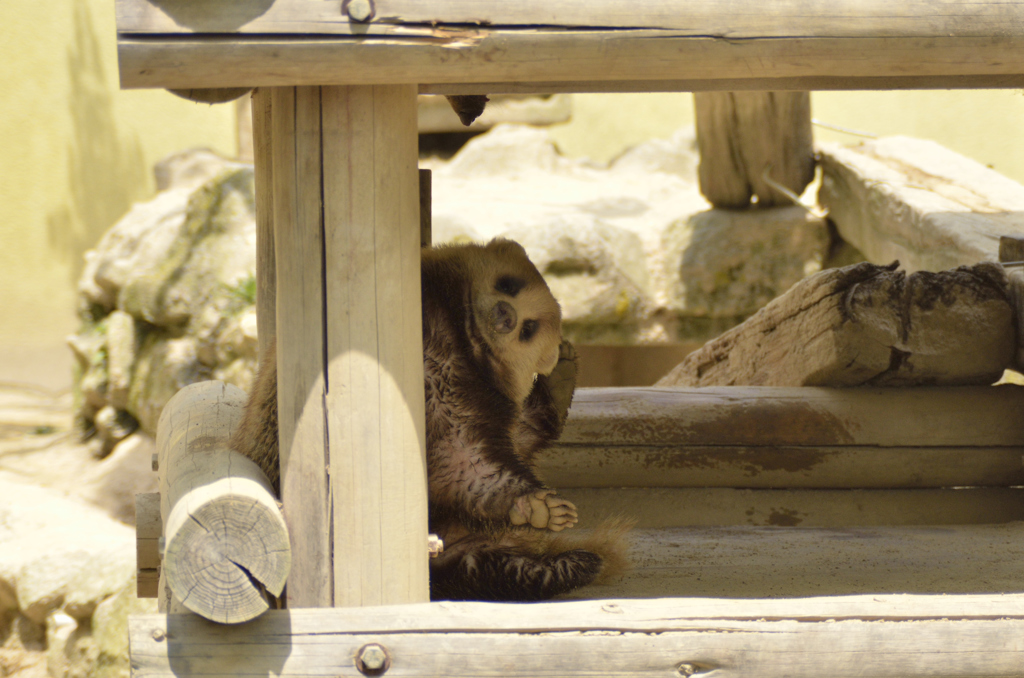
[231, 238, 628, 601]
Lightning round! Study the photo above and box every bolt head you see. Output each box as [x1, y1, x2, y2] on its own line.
[356, 643, 390, 675]
[346, 0, 373, 22]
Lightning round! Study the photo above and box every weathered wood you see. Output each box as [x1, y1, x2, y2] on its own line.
[321, 85, 429, 607]
[115, 35, 1024, 92]
[564, 487, 1024, 529]
[694, 91, 814, 208]
[656, 262, 1015, 388]
[116, 0, 1024, 37]
[562, 524, 1024, 600]
[560, 385, 1024, 448]
[129, 594, 1024, 678]
[539, 444, 1024, 490]
[155, 381, 291, 623]
[135, 492, 161, 598]
[819, 137, 1024, 272]
[270, 86, 332, 608]
[252, 88, 275, 356]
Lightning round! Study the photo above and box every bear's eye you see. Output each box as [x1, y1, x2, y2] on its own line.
[495, 275, 526, 297]
[520, 319, 539, 342]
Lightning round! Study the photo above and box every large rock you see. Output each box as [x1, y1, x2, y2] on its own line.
[819, 136, 1024, 272]
[431, 124, 829, 343]
[0, 478, 156, 678]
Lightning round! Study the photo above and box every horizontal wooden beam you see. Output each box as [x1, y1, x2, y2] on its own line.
[559, 386, 1024, 448]
[116, 33, 1024, 92]
[564, 524, 1024, 599]
[129, 594, 1024, 678]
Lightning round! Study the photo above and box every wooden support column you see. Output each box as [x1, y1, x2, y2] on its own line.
[269, 84, 428, 609]
[694, 91, 815, 209]
[252, 88, 275, 356]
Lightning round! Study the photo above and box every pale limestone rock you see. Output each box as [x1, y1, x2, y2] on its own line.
[819, 136, 1024, 272]
[78, 434, 158, 525]
[89, 578, 158, 678]
[0, 479, 135, 625]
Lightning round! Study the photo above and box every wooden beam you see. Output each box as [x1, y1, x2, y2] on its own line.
[252, 88, 275, 356]
[558, 386, 1024, 448]
[115, 0, 1024, 36]
[135, 491, 161, 598]
[129, 595, 1024, 678]
[563, 524, 1024, 600]
[116, 34, 1024, 92]
[539, 444, 1024, 489]
[563, 487, 1024, 528]
[320, 85, 429, 607]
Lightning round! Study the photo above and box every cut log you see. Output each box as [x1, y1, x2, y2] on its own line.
[156, 381, 290, 624]
[657, 261, 1015, 387]
[694, 91, 815, 208]
[818, 136, 1024, 272]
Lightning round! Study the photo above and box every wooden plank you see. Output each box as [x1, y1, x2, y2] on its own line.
[129, 597, 1024, 678]
[538, 444, 1024, 489]
[116, 34, 1024, 91]
[560, 386, 1024, 447]
[563, 487, 1024, 528]
[562, 524, 1024, 600]
[136, 491, 161, 598]
[321, 85, 429, 607]
[251, 88, 275, 356]
[115, 0, 1024, 36]
[270, 86, 332, 608]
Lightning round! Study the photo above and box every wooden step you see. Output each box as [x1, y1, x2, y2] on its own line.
[539, 386, 1024, 489]
[563, 523, 1024, 600]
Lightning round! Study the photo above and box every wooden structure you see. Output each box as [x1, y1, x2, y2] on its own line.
[117, 1, 1024, 676]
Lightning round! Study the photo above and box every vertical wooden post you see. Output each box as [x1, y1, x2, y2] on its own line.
[322, 85, 428, 607]
[271, 86, 333, 608]
[268, 85, 428, 609]
[694, 91, 815, 209]
[252, 88, 276, 357]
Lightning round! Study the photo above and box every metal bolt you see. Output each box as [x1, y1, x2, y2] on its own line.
[151, 628, 166, 642]
[356, 643, 390, 675]
[157, 536, 166, 558]
[345, 0, 374, 22]
[677, 663, 700, 677]
[427, 534, 444, 558]
[152, 453, 159, 472]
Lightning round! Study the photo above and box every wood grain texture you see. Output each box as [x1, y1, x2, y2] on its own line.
[321, 85, 429, 607]
[694, 92, 814, 208]
[538, 444, 1024, 489]
[656, 263, 1015, 388]
[270, 86, 332, 608]
[116, 34, 1024, 91]
[561, 524, 1024, 599]
[129, 594, 1024, 678]
[136, 492, 161, 597]
[155, 381, 290, 624]
[252, 88, 275, 356]
[116, 0, 1024, 36]
[562, 486, 1024, 529]
[559, 385, 1024, 448]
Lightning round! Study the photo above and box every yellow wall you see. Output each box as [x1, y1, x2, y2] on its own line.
[549, 91, 1024, 186]
[0, 0, 236, 357]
